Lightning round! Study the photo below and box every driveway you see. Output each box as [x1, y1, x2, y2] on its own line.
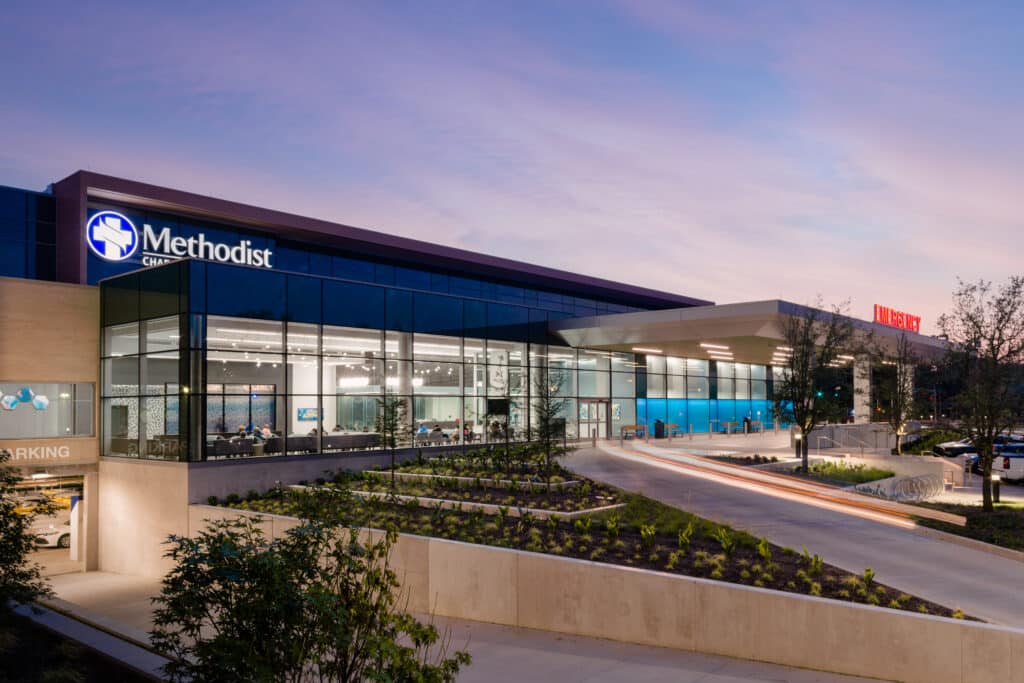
[566, 446, 1024, 627]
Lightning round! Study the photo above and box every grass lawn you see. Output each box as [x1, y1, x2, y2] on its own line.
[915, 501, 1024, 551]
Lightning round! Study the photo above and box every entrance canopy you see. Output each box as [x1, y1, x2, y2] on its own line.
[550, 299, 946, 364]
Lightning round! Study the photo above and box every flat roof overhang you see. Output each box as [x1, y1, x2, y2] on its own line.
[550, 299, 947, 365]
[52, 170, 710, 309]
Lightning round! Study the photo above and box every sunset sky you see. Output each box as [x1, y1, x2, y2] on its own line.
[2, 2, 1021, 332]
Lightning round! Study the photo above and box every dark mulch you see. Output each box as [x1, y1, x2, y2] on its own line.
[0, 612, 154, 683]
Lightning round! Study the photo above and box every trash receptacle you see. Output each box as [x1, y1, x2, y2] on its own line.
[654, 419, 665, 439]
[743, 416, 751, 433]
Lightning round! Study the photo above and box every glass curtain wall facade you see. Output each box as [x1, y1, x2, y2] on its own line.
[99, 260, 639, 462]
[637, 356, 775, 434]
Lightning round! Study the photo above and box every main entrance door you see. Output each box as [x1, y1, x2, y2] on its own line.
[579, 399, 609, 439]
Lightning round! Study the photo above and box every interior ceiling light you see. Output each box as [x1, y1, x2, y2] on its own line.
[777, 346, 793, 352]
[699, 343, 730, 350]
[631, 347, 663, 354]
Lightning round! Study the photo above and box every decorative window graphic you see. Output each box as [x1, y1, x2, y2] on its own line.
[0, 383, 94, 438]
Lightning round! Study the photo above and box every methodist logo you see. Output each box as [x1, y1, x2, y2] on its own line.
[85, 211, 273, 268]
[86, 211, 139, 261]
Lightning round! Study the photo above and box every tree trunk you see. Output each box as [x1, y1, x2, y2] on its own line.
[801, 430, 809, 471]
[895, 430, 902, 455]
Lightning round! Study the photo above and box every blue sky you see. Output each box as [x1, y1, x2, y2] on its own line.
[2, 1, 1022, 331]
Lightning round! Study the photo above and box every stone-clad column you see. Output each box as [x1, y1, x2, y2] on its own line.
[853, 356, 872, 424]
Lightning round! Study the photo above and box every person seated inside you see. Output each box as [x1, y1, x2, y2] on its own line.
[308, 427, 319, 437]
[431, 424, 444, 437]
[332, 424, 343, 433]
[232, 424, 248, 440]
[261, 424, 273, 439]
[463, 425, 471, 442]
[417, 424, 429, 434]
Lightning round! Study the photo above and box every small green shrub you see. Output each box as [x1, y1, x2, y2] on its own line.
[225, 493, 240, 505]
[604, 513, 620, 540]
[866, 594, 880, 606]
[887, 599, 901, 609]
[952, 609, 965, 620]
[573, 516, 592, 534]
[756, 537, 772, 564]
[207, 495, 219, 505]
[862, 566, 876, 588]
[640, 524, 657, 549]
[677, 521, 695, 551]
[712, 527, 736, 558]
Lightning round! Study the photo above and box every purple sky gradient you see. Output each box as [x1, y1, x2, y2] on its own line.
[1, 2, 1022, 332]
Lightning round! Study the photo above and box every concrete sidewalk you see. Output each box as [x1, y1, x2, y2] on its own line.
[567, 447, 1024, 627]
[48, 571, 878, 682]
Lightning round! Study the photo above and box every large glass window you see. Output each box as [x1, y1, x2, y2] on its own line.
[0, 383, 93, 439]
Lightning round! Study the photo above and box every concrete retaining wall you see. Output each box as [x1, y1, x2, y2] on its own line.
[188, 504, 1024, 683]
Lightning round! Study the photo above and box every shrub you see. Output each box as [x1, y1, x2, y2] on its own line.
[808, 582, 822, 597]
[801, 547, 823, 577]
[225, 493, 240, 505]
[207, 496, 219, 506]
[917, 605, 929, 614]
[862, 566, 876, 588]
[756, 537, 772, 564]
[866, 594, 880, 606]
[887, 599, 901, 609]
[677, 521, 695, 551]
[604, 513, 620, 540]
[952, 609, 965, 620]
[573, 516, 592, 534]
[712, 527, 736, 558]
[665, 551, 680, 571]
[547, 515, 559, 531]
[639, 524, 657, 549]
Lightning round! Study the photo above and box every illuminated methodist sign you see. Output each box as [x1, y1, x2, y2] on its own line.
[86, 210, 274, 268]
[873, 304, 921, 333]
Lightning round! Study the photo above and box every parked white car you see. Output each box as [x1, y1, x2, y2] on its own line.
[32, 515, 71, 548]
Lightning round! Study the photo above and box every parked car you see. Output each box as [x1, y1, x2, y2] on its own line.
[993, 443, 1024, 482]
[33, 518, 71, 548]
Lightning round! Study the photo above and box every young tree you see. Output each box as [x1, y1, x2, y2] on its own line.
[938, 277, 1024, 511]
[151, 513, 470, 683]
[873, 333, 920, 455]
[771, 300, 857, 471]
[0, 448, 53, 616]
[530, 367, 570, 481]
[376, 391, 411, 491]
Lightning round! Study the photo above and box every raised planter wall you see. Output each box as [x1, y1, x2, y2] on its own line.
[187, 504, 1024, 683]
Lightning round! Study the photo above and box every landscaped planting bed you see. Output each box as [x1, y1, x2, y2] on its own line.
[915, 501, 1024, 551]
[363, 469, 581, 490]
[214, 453, 966, 619]
[705, 453, 781, 466]
[791, 461, 895, 486]
[348, 473, 618, 514]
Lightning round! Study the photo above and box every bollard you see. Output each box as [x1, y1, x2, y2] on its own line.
[993, 474, 1002, 503]
[592, 427, 597, 448]
[689, 424, 693, 440]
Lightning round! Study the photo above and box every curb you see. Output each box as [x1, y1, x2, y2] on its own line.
[15, 601, 168, 681]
